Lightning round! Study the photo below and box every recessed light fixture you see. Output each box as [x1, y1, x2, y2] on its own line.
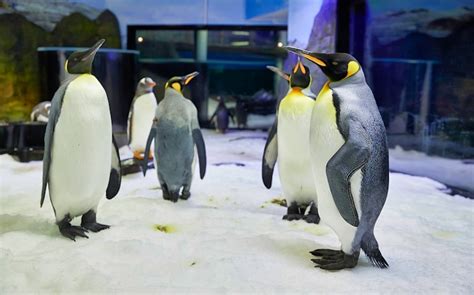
[137, 36, 144, 43]
[277, 42, 283, 47]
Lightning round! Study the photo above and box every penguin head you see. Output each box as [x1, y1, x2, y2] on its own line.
[289, 58, 311, 88]
[165, 71, 199, 94]
[285, 47, 360, 82]
[267, 59, 311, 89]
[65, 39, 105, 74]
[136, 77, 156, 94]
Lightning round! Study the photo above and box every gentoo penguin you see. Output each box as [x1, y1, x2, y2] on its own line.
[210, 96, 233, 133]
[31, 101, 51, 122]
[41, 39, 121, 241]
[142, 72, 206, 202]
[286, 46, 389, 270]
[127, 77, 157, 160]
[262, 61, 320, 224]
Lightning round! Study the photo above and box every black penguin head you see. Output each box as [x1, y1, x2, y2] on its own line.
[285, 47, 360, 82]
[66, 39, 105, 74]
[267, 60, 311, 89]
[165, 71, 199, 93]
[136, 77, 156, 96]
[289, 59, 311, 88]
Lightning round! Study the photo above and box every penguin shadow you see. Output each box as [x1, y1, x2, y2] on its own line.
[0, 214, 57, 237]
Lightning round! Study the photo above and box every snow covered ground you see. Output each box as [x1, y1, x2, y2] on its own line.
[389, 146, 474, 193]
[1, 130, 473, 293]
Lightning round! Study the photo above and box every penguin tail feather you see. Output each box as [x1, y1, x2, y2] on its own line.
[364, 248, 389, 269]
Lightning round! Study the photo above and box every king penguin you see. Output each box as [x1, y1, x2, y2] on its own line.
[41, 39, 122, 241]
[127, 77, 157, 160]
[142, 72, 206, 202]
[262, 60, 320, 224]
[210, 96, 233, 133]
[286, 46, 389, 270]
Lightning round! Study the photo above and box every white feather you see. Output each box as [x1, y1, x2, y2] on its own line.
[309, 91, 361, 253]
[129, 92, 157, 152]
[277, 91, 317, 205]
[49, 75, 111, 221]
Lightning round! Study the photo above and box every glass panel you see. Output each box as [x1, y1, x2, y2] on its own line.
[135, 30, 195, 60]
[207, 30, 282, 61]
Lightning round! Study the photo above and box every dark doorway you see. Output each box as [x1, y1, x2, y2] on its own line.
[336, 0, 367, 66]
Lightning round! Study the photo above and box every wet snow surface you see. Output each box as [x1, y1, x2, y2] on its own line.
[1, 130, 473, 293]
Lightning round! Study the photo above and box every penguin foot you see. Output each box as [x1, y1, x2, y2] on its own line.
[59, 225, 89, 241]
[81, 210, 110, 232]
[310, 249, 359, 270]
[180, 191, 191, 200]
[303, 203, 320, 224]
[303, 213, 320, 224]
[283, 214, 304, 221]
[163, 194, 179, 203]
[82, 222, 110, 232]
[284, 202, 303, 221]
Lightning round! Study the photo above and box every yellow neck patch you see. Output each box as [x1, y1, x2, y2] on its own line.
[279, 88, 314, 116]
[345, 61, 360, 78]
[314, 82, 337, 121]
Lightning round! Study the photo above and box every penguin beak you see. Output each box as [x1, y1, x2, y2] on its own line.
[293, 58, 306, 74]
[81, 39, 105, 62]
[147, 81, 156, 87]
[285, 46, 327, 67]
[183, 71, 199, 85]
[266, 65, 290, 81]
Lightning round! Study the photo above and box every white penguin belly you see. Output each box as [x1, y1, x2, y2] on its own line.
[49, 75, 112, 221]
[310, 91, 362, 253]
[129, 93, 157, 152]
[277, 105, 317, 205]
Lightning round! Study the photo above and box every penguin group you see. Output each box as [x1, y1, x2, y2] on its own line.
[262, 47, 390, 270]
[41, 39, 389, 271]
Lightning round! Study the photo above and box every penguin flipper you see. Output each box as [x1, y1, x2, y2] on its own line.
[326, 119, 370, 227]
[106, 135, 122, 199]
[41, 80, 71, 207]
[141, 124, 156, 176]
[192, 128, 207, 179]
[262, 119, 278, 189]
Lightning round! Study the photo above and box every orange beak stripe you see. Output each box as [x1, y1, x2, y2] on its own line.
[303, 54, 326, 67]
[299, 61, 306, 74]
[184, 76, 194, 85]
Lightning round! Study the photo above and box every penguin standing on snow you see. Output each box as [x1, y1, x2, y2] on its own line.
[127, 77, 157, 160]
[262, 60, 320, 224]
[210, 96, 234, 133]
[286, 46, 389, 270]
[142, 72, 206, 202]
[41, 39, 121, 241]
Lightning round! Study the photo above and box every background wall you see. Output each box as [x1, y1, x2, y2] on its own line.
[0, 0, 288, 122]
[0, 0, 121, 121]
[73, 0, 288, 47]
